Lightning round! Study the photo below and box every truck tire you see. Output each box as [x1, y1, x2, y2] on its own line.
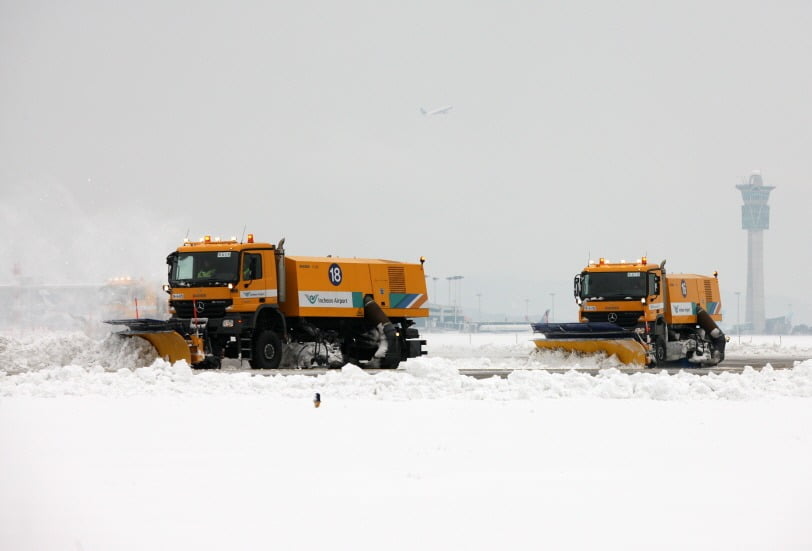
[379, 358, 401, 370]
[251, 330, 282, 369]
[652, 338, 666, 367]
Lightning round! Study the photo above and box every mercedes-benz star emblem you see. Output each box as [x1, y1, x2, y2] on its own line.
[196, 302, 205, 311]
[607, 313, 618, 323]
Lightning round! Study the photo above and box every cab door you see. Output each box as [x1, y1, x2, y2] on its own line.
[237, 250, 278, 311]
[646, 269, 665, 320]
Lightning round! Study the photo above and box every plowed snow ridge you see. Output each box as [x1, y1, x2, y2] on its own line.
[2, 331, 812, 400]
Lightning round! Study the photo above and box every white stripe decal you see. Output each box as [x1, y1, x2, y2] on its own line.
[239, 289, 278, 299]
[299, 291, 354, 308]
[671, 302, 693, 316]
[403, 295, 422, 308]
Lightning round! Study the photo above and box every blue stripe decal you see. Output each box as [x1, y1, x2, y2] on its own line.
[392, 294, 418, 308]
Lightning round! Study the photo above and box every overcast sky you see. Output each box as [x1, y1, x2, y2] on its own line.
[2, 0, 811, 322]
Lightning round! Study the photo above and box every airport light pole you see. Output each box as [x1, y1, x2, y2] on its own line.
[476, 293, 482, 321]
[457, 277, 464, 317]
[446, 276, 463, 327]
[735, 291, 741, 344]
[424, 274, 434, 330]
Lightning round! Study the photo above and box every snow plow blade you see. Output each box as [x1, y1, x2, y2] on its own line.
[531, 322, 650, 366]
[105, 319, 192, 364]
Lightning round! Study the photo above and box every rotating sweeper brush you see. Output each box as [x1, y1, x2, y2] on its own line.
[531, 322, 650, 365]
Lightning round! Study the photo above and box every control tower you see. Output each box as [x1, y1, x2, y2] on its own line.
[736, 172, 775, 333]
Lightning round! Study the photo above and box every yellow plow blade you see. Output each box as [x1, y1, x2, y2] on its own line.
[533, 338, 649, 366]
[132, 331, 192, 364]
[105, 319, 192, 364]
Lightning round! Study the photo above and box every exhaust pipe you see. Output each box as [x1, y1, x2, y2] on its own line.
[275, 237, 286, 304]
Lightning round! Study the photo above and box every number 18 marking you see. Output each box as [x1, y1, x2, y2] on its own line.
[329, 263, 342, 286]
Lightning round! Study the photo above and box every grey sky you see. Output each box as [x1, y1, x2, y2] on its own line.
[2, 1, 811, 323]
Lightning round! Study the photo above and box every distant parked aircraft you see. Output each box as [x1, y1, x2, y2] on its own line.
[420, 105, 453, 116]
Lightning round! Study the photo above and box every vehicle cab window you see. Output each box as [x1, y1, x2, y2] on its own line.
[648, 272, 660, 296]
[243, 253, 263, 281]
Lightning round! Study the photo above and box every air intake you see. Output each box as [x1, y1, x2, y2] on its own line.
[388, 266, 406, 293]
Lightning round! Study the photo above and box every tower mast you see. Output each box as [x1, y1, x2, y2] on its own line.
[736, 172, 775, 333]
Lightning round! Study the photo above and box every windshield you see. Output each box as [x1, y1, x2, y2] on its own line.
[168, 251, 239, 287]
[580, 271, 646, 300]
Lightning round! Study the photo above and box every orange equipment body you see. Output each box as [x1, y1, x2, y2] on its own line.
[576, 258, 722, 327]
[110, 235, 428, 370]
[533, 257, 726, 367]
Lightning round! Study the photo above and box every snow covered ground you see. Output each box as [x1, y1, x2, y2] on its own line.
[2, 330, 812, 550]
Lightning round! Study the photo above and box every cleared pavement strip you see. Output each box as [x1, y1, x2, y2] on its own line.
[212, 356, 806, 378]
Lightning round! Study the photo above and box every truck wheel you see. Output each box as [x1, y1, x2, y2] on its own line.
[653, 339, 666, 366]
[193, 356, 222, 370]
[379, 358, 401, 370]
[251, 330, 282, 369]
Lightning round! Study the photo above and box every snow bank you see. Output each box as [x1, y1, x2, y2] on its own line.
[2, 331, 812, 400]
[2, 331, 812, 551]
[0, 331, 157, 374]
[427, 330, 812, 359]
[725, 334, 812, 357]
[3, 354, 812, 401]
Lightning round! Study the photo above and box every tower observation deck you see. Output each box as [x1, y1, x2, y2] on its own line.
[736, 172, 775, 333]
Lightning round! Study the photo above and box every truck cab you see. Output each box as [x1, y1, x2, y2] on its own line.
[156, 234, 428, 369]
[574, 257, 663, 329]
[166, 237, 279, 317]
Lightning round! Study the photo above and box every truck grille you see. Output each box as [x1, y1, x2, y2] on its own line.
[583, 310, 643, 328]
[171, 299, 232, 319]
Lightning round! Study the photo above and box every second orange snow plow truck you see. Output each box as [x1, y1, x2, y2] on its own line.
[532, 257, 727, 367]
[107, 235, 428, 369]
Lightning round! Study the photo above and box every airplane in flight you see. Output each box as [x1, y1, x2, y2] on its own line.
[420, 105, 453, 116]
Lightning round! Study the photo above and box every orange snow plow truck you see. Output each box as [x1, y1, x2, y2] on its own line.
[532, 258, 727, 367]
[107, 235, 428, 369]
